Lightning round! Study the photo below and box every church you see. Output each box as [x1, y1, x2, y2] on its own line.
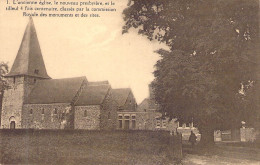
[0, 17, 124, 130]
[1, 17, 195, 134]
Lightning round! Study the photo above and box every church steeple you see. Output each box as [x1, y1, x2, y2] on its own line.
[5, 17, 50, 79]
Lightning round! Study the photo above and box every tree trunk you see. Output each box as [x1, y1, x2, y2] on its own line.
[199, 127, 215, 147]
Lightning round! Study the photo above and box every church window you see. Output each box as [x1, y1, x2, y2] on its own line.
[30, 109, 33, 115]
[34, 69, 39, 74]
[54, 108, 58, 115]
[84, 110, 87, 117]
[42, 108, 45, 115]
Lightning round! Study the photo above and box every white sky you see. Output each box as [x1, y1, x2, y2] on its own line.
[0, 0, 168, 103]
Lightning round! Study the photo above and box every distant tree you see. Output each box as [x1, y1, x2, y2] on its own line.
[123, 0, 259, 146]
[0, 62, 9, 124]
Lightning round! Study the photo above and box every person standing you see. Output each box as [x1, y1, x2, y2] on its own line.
[189, 131, 197, 148]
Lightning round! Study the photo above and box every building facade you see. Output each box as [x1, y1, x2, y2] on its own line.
[0, 18, 118, 130]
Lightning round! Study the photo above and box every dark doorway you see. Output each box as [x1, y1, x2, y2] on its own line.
[10, 121, 15, 129]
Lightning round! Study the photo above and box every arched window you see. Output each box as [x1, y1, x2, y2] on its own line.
[84, 110, 87, 117]
[30, 109, 33, 114]
[42, 108, 45, 115]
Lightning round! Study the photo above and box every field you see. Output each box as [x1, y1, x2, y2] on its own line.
[0, 130, 180, 165]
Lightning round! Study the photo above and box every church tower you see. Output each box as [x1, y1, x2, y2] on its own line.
[1, 17, 51, 129]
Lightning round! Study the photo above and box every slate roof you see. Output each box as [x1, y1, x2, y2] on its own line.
[75, 84, 111, 106]
[6, 17, 50, 79]
[137, 98, 150, 112]
[137, 98, 158, 112]
[111, 88, 131, 107]
[88, 81, 109, 86]
[25, 77, 86, 104]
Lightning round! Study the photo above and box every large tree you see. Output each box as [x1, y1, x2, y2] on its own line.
[123, 0, 259, 145]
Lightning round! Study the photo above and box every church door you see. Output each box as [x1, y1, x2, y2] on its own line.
[10, 121, 15, 129]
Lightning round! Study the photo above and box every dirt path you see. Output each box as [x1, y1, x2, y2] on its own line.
[182, 154, 260, 165]
[182, 143, 260, 165]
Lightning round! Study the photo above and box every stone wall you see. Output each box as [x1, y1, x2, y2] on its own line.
[1, 76, 45, 129]
[135, 112, 160, 130]
[117, 111, 179, 131]
[100, 90, 118, 130]
[123, 92, 137, 111]
[1, 77, 25, 129]
[74, 105, 100, 130]
[22, 104, 71, 129]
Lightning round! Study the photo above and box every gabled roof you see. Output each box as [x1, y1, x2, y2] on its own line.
[88, 81, 109, 86]
[25, 77, 86, 104]
[137, 98, 158, 112]
[111, 88, 131, 107]
[6, 17, 50, 79]
[75, 84, 111, 106]
[137, 98, 150, 112]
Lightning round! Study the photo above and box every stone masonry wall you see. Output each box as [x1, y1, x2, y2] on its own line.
[74, 105, 100, 130]
[1, 76, 45, 129]
[123, 92, 137, 111]
[100, 90, 118, 130]
[1, 77, 25, 129]
[22, 104, 71, 129]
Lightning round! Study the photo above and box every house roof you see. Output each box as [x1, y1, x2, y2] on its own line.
[137, 98, 150, 112]
[75, 84, 111, 106]
[6, 17, 50, 79]
[25, 76, 86, 104]
[88, 81, 109, 86]
[137, 98, 158, 111]
[111, 88, 131, 107]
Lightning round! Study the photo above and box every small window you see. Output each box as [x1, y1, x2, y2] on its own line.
[54, 108, 58, 114]
[84, 110, 87, 117]
[162, 119, 167, 128]
[118, 115, 123, 119]
[156, 118, 161, 128]
[108, 112, 111, 119]
[34, 69, 39, 74]
[30, 109, 33, 115]
[131, 115, 136, 119]
[34, 78, 37, 83]
[42, 108, 45, 115]
[124, 115, 130, 119]
[13, 77, 16, 84]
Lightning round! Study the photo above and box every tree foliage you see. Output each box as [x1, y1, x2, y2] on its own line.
[0, 62, 9, 95]
[0, 62, 9, 124]
[123, 0, 259, 144]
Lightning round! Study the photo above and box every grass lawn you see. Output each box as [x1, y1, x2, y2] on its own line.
[0, 130, 180, 165]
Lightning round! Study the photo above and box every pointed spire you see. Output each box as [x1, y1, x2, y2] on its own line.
[6, 17, 51, 79]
